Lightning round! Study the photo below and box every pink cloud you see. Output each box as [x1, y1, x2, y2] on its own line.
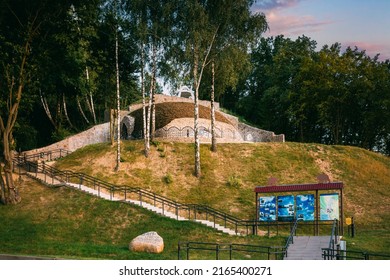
[265, 11, 334, 37]
[342, 41, 390, 60]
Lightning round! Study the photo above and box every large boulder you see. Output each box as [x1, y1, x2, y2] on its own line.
[129, 231, 164, 254]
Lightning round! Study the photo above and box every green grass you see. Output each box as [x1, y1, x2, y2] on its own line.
[0, 179, 281, 260]
[53, 140, 390, 255]
[2, 140, 389, 259]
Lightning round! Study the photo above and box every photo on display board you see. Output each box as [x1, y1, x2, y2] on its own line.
[259, 196, 276, 221]
[277, 195, 295, 221]
[296, 194, 315, 221]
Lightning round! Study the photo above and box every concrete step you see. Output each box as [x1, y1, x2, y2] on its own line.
[284, 236, 330, 260]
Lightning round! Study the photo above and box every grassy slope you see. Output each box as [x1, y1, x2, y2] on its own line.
[53, 141, 390, 254]
[1, 141, 389, 258]
[0, 178, 278, 260]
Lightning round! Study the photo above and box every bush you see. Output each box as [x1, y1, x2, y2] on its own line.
[125, 145, 136, 152]
[163, 173, 173, 184]
[51, 127, 72, 143]
[226, 174, 242, 188]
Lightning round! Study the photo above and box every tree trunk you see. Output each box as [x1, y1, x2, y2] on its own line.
[211, 60, 217, 152]
[146, 78, 153, 157]
[40, 92, 57, 128]
[192, 27, 219, 177]
[0, 164, 6, 204]
[141, 46, 148, 157]
[76, 96, 90, 124]
[193, 50, 201, 178]
[63, 94, 74, 129]
[0, 3, 42, 205]
[110, 108, 115, 145]
[115, 30, 120, 171]
[85, 66, 97, 124]
[150, 43, 157, 141]
[1, 125, 21, 204]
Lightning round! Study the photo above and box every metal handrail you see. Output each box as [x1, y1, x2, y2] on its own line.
[322, 219, 339, 260]
[17, 151, 258, 235]
[178, 241, 282, 260]
[282, 219, 299, 259]
[321, 248, 390, 260]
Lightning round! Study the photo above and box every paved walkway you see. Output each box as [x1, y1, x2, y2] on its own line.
[284, 236, 330, 260]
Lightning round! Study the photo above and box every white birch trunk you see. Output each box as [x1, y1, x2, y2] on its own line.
[150, 43, 157, 140]
[146, 75, 153, 157]
[85, 66, 97, 124]
[40, 93, 56, 128]
[211, 60, 217, 152]
[63, 94, 74, 129]
[76, 96, 90, 124]
[192, 28, 218, 177]
[115, 31, 120, 171]
[141, 46, 148, 157]
[193, 50, 201, 178]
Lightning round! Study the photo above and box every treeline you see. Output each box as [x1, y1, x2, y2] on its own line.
[1, 0, 141, 151]
[1, 0, 267, 153]
[1, 1, 389, 156]
[221, 36, 390, 155]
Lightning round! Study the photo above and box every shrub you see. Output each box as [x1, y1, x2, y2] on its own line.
[163, 173, 173, 184]
[125, 145, 136, 152]
[226, 174, 242, 188]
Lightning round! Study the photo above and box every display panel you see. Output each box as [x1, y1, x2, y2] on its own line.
[320, 193, 339, 220]
[259, 196, 276, 221]
[277, 195, 295, 221]
[296, 194, 315, 221]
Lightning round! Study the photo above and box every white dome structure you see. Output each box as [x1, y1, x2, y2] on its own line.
[175, 85, 194, 99]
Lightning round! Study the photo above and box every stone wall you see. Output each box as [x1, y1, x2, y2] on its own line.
[155, 118, 244, 142]
[23, 97, 283, 156]
[24, 123, 110, 156]
[238, 123, 285, 142]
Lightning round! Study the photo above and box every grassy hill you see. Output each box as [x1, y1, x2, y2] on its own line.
[1, 178, 277, 260]
[1, 140, 389, 258]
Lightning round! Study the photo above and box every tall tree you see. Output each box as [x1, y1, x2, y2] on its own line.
[0, 0, 70, 204]
[114, 1, 121, 171]
[172, 0, 267, 176]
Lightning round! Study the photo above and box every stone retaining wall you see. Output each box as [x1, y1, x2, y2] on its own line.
[24, 123, 110, 156]
[238, 123, 285, 142]
[155, 118, 243, 141]
[24, 98, 283, 156]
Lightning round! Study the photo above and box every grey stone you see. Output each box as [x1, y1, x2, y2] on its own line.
[129, 231, 164, 254]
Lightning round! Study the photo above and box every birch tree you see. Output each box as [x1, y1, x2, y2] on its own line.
[175, 0, 267, 177]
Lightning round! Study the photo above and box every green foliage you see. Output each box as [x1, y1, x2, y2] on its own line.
[125, 144, 136, 152]
[224, 35, 390, 155]
[226, 174, 242, 188]
[163, 173, 173, 185]
[51, 128, 72, 143]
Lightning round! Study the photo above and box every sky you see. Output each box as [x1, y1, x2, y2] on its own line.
[251, 0, 390, 60]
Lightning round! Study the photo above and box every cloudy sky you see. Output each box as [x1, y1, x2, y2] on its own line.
[251, 0, 390, 60]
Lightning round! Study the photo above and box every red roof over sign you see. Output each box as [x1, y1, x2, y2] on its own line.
[254, 182, 343, 193]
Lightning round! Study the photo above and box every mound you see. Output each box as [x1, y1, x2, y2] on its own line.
[130, 102, 232, 137]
